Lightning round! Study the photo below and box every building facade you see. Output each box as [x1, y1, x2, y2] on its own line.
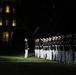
[0, 0, 17, 45]
[0, 0, 26, 55]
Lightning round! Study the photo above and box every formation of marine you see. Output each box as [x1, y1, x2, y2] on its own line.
[34, 33, 76, 64]
[24, 33, 76, 64]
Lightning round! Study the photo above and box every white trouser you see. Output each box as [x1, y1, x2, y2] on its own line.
[47, 50, 50, 59]
[55, 45, 58, 61]
[56, 51, 59, 61]
[61, 50, 66, 62]
[74, 51, 76, 64]
[66, 51, 70, 63]
[47, 50, 52, 60]
[40, 49, 44, 58]
[43, 50, 47, 59]
[55, 50, 58, 61]
[58, 50, 62, 62]
[37, 49, 40, 58]
[25, 49, 28, 58]
[69, 50, 73, 63]
[39, 49, 43, 58]
[34, 49, 38, 57]
[53, 49, 56, 60]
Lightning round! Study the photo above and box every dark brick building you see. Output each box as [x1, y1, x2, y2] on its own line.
[0, 0, 27, 55]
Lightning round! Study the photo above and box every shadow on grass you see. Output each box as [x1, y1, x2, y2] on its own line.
[28, 53, 35, 57]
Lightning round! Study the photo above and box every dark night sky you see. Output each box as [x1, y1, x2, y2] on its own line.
[17, 0, 76, 38]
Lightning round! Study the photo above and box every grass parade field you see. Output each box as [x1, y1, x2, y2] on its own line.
[0, 53, 76, 75]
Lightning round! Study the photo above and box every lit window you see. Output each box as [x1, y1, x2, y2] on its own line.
[2, 32, 9, 42]
[0, 19, 2, 26]
[13, 8, 15, 13]
[0, 7, 2, 13]
[12, 19, 16, 26]
[6, 20, 9, 26]
[5, 5, 10, 13]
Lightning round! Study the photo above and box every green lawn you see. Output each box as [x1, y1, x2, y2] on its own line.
[0, 53, 76, 67]
[0, 53, 76, 75]
[0, 53, 54, 62]
[0, 55, 51, 62]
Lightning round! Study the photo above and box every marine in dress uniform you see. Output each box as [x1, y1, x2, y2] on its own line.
[65, 35, 70, 64]
[57, 36, 62, 62]
[39, 38, 43, 58]
[48, 37, 53, 60]
[34, 39, 39, 57]
[68, 34, 73, 64]
[61, 35, 66, 62]
[55, 36, 59, 61]
[43, 38, 49, 59]
[52, 36, 56, 61]
[24, 38, 29, 58]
